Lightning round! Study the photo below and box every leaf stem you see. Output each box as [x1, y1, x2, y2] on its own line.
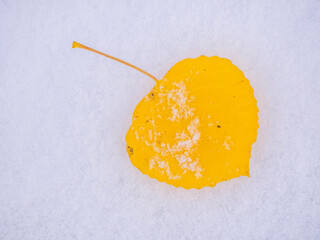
[72, 41, 158, 82]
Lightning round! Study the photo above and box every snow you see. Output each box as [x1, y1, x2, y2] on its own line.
[0, 0, 320, 239]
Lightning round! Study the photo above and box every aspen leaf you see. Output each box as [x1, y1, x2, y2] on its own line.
[73, 42, 259, 189]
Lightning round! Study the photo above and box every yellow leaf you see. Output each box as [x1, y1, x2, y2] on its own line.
[126, 56, 259, 189]
[73, 42, 259, 189]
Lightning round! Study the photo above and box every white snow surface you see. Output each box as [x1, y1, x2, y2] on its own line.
[0, 1, 319, 239]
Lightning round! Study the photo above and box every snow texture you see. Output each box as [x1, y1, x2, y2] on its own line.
[0, 0, 319, 239]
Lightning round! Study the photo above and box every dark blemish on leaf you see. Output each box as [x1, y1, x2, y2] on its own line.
[146, 120, 149, 123]
[129, 148, 133, 153]
[150, 93, 154, 99]
[234, 80, 244, 85]
[217, 125, 221, 128]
